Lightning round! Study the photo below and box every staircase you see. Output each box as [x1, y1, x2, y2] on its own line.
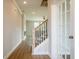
[32, 19, 48, 55]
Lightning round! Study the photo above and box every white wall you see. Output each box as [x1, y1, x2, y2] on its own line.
[48, 0, 60, 59]
[32, 38, 49, 55]
[48, 0, 52, 57]
[3, 0, 22, 57]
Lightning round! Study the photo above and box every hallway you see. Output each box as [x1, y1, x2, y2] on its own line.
[8, 40, 50, 59]
[3, 0, 74, 59]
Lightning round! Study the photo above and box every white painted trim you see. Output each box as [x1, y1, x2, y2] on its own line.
[48, 53, 52, 59]
[3, 40, 22, 59]
[12, 0, 22, 15]
[32, 39, 49, 55]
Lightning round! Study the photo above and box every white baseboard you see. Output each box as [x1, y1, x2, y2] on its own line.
[4, 40, 22, 59]
[32, 52, 49, 55]
[48, 53, 52, 59]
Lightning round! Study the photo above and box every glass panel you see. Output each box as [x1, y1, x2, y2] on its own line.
[62, 2, 65, 13]
[66, 0, 71, 54]
[59, 0, 71, 59]
[67, 54, 70, 59]
[62, 55, 65, 59]
[66, 0, 70, 11]
[66, 12, 70, 54]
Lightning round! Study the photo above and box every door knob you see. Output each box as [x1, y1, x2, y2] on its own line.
[69, 36, 74, 39]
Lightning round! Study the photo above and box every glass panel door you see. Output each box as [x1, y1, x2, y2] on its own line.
[59, 0, 71, 59]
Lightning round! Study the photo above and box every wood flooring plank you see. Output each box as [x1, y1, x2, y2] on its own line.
[7, 40, 50, 59]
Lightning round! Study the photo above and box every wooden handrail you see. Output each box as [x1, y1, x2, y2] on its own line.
[35, 19, 48, 30]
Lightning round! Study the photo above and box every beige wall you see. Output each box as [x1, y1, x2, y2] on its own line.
[3, 0, 22, 57]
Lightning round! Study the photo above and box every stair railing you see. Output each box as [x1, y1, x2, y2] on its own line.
[32, 19, 48, 49]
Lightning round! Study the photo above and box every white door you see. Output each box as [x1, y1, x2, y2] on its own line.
[58, 0, 74, 59]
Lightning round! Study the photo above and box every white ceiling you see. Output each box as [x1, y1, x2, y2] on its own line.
[16, 0, 48, 21]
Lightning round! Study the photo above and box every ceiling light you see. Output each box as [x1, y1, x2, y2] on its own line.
[32, 12, 36, 14]
[23, 1, 27, 4]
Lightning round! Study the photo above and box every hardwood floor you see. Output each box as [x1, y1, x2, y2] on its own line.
[8, 40, 50, 59]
